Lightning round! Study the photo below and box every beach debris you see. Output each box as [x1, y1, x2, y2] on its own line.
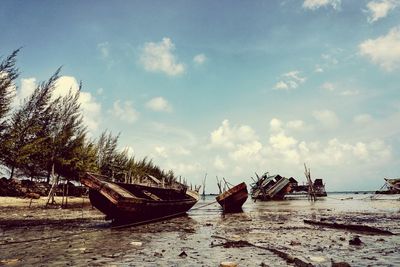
[220, 262, 238, 267]
[212, 235, 314, 267]
[304, 220, 394, 235]
[179, 251, 187, 258]
[309, 256, 327, 263]
[153, 252, 163, 257]
[0, 258, 21, 266]
[349, 237, 363, 246]
[290, 240, 301, 246]
[130, 241, 143, 247]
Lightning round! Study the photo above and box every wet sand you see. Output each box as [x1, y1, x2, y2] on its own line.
[0, 194, 399, 266]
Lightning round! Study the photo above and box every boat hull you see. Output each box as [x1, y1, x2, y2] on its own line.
[82, 173, 199, 223]
[89, 189, 198, 222]
[216, 182, 248, 212]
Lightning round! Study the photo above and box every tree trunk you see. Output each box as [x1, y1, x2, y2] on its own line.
[46, 169, 51, 184]
[9, 166, 15, 180]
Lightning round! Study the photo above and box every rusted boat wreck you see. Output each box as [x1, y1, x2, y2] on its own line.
[375, 178, 400, 194]
[216, 182, 248, 212]
[251, 173, 291, 201]
[81, 172, 199, 223]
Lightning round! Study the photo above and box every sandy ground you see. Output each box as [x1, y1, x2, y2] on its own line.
[0, 194, 399, 266]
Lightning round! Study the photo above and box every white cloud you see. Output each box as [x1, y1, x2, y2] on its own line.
[121, 146, 135, 158]
[315, 138, 391, 164]
[202, 116, 394, 191]
[193, 54, 207, 65]
[13, 77, 36, 106]
[270, 118, 283, 132]
[366, 0, 399, 23]
[170, 162, 202, 175]
[145, 96, 172, 112]
[12, 76, 102, 132]
[303, 0, 341, 10]
[274, 81, 289, 90]
[230, 141, 263, 161]
[139, 37, 185, 76]
[274, 70, 306, 90]
[210, 120, 258, 149]
[55, 76, 102, 132]
[359, 26, 400, 71]
[269, 132, 298, 150]
[312, 109, 340, 128]
[214, 155, 226, 170]
[110, 100, 139, 124]
[286, 120, 305, 130]
[154, 146, 168, 158]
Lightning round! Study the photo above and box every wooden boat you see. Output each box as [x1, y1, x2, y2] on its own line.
[81, 172, 199, 223]
[216, 182, 248, 212]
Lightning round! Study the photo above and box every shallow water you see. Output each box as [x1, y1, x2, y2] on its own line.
[0, 194, 399, 266]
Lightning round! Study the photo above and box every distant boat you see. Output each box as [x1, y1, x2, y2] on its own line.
[287, 178, 327, 197]
[216, 182, 248, 212]
[81, 172, 199, 223]
[375, 178, 400, 194]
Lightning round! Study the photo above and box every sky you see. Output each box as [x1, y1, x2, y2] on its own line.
[1, 0, 400, 192]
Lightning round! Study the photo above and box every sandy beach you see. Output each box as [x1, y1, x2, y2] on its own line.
[0, 194, 399, 266]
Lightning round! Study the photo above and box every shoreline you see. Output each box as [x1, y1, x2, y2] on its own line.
[1, 195, 399, 266]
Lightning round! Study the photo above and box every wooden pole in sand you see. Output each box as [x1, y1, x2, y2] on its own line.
[46, 164, 58, 206]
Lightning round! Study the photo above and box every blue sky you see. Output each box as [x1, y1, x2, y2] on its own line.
[1, 0, 400, 192]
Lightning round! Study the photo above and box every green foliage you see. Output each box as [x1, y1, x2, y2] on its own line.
[0, 49, 181, 185]
[0, 49, 19, 125]
[1, 68, 60, 179]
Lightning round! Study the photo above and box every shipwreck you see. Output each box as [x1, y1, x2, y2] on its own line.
[81, 172, 199, 223]
[251, 173, 291, 201]
[375, 178, 400, 194]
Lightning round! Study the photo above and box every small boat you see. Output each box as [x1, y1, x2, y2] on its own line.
[216, 182, 248, 212]
[81, 172, 199, 223]
[287, 178, 327, 198]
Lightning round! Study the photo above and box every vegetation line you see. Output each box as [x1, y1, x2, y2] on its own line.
[0, 49, 181, 188]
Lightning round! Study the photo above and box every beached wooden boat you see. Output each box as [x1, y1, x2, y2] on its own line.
[81, 172, 199, 223]
[216, 182, 248, 212]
